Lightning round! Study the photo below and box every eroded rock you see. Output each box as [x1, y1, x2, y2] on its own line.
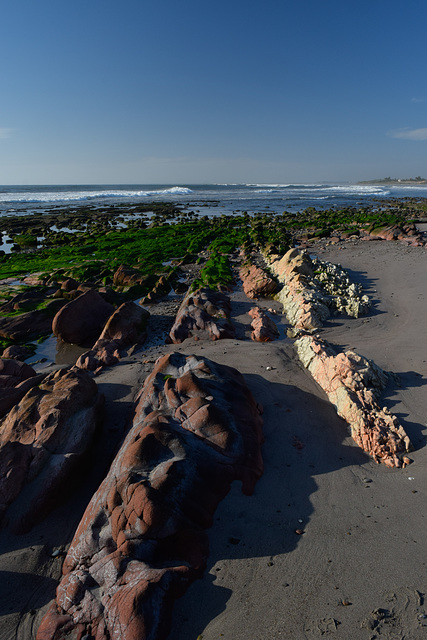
[239, 262, 277, 299]
[248, 307, 280, 342]
[76, 302, 150, 370]
[295, 335, 412, 467]
[0, 367, 104, 531]
[37, 353, 263, 640]
[168, 288, 235, 343]
[52, 289, 114, 346]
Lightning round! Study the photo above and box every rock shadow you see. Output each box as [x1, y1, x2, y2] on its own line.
[171, 376, 370, 639]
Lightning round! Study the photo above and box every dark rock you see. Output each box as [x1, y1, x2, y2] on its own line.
[169, 288, 235, 343]
[52, 289, 114, 346]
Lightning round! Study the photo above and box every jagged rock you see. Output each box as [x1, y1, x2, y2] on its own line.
[367, 223, 425, 246]
[168, 288, 235, 343]
[113, 264, 146, 286]
[52, 289, 114, 346]
[239, 263, 277, 299]
[0, 367, 104, 532]
[295, 335, 412, 467]
[248, 307, 280, 342]
[76, 302, 150, 370]
[37, 353, 263, 640]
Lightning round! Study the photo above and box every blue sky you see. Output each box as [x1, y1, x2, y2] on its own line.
[1, 0, 426, 184]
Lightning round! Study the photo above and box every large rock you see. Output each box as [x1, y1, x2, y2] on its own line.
[37, 353, 263, 640]
[295, 335, 412, 467]
[169, 288, 235, 343]
[0, 306, 59, 341]
[0, 367, 104, 531]
[248, 306, 280, 342]
[76, 302, 150, 370]
[52, 289, 114, 346]
[0, 358, 45, 419]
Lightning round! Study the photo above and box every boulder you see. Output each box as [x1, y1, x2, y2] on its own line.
[37, 353, 263, 640]
[0, 367, 104, 532]
[52, 289, 114, 346]
[295, 335, 412, 467]
[1, 344, 34, 361]
[169, 288, 235, 343]
[0, 308, 55, 341]
[0, 358, 44, 420]
[76, 302, 150, 370]
[248, 307, 280, 342]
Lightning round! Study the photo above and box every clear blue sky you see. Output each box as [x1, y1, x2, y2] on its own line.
[1, 0, 426, 184]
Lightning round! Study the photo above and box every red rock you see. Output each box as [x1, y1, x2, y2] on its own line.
[248, 307, 280, 342]
[76, 302, 150, 370]
[52, 289, 114, 346]
[37, 353, 263, 640]
[295, 335, 412, 467]
[239, 263, 277, 299]
[169, 288, 235, 343]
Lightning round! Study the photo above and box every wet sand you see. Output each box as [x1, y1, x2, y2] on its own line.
[0, 240, 426, 639]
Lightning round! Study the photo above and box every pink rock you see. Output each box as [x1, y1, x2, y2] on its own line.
[295, 335, 412, 467]
[0, 367, 104, 531]
[76, 302, 150, 370]
[52, 289, 114, 346]
[37, 353, 263, 640]
[248, 307, 280, 342]
[169, 288, 235, 343]
[239, 263, 277, 299]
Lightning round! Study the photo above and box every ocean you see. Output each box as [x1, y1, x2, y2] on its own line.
[1, 182, 427, 218]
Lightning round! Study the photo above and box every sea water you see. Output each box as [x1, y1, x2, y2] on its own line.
[1, 182, 427, 218]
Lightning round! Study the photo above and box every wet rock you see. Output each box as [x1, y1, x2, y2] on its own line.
[37, 353, 263, 640]
[76, 302, 150, 370]
[169, 288, 235, 343]
[0, 367, 104, 532]
[295, 335, 412, 467]
[52, 289, 114, 346]
[0, 308, 56, 341]
[248, 307, 280, 342]
[1, 344, 34, 361]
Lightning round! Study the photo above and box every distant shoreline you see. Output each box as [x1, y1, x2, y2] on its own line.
[359, 178, 427, 185]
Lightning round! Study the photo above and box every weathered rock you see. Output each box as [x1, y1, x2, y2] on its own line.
[169, 288, 235, 343]
[0, 308, 55, 341]
[76, 302, 150, 370]
[60, 278, 79, 292]
[367, 222, 425, 246]
[37, 353, 263, 640]
[295, 335, 412, 467]
[1, 344, 34, 361]
[113, 264, 146, 287]
[239, 263, 277, 299]
[52, 289, 114, 346]
[0, 367, 104, 531]
[248, 307, 280, 342]
[0, 358, 43, 419]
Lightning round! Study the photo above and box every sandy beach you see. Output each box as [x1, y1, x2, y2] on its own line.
[0, 238, 426, 640]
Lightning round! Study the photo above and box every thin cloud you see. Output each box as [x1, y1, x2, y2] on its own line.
[388, 127, 427, 141]
[0, 128, 14, 139]
[411, 97, 425, 103]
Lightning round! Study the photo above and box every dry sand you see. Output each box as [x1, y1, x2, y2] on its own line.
[0, 239, 426, 640]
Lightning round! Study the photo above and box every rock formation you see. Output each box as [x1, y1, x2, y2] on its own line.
[248, 307, 280, 342]
[76, 302, 150, 371]
[52, 289, 114, 346]
[37, 352, 263, 640]
[168, 288, 235, 343]
[239, 260, 277, 299]
[295, 335, 412, 467]
[0, 358, 45, 419]
[0, 367, 104, 532]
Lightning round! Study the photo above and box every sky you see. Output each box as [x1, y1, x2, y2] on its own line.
[0, 0, 426, 185]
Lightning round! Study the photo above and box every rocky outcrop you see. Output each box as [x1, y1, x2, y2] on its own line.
[0, 358, 45, 419]
[37, 353, 263, 640]
[0, 367, 104, 532]
[76, 302, 150, 370]
[239, 262, 277, 299]
[267, 248, 370, 333]
[0, 302, 64, 341]
[295, 335, 412, 467]
[366, 222, 425, 246]
[1, 344, 34, 361]
[168, 288, 235, 343]
[248, 307, 280, 342]
[52, 289, 114, 346]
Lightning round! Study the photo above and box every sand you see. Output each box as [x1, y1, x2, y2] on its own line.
[0, 239, 426, 639]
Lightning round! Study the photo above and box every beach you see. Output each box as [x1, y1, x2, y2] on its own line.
[0, 237, 426, 639]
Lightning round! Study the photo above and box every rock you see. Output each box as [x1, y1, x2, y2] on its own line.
[0, 357, 36, 386]
[1, 344, 34, 361]
[76, 302, 150, 370]
[169, 288, 235, 343]
[52, 289, 114, 346]
[239, 263, 277, 299]
[0, 358, 44, 419]
[295, 335, 412, 467]
[37, 353, 263, 640]
[60, 278, 79, 292]
[0, 367, 104, 531]
[0, 308, 55, 341]
[248, 307, 280, 342]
